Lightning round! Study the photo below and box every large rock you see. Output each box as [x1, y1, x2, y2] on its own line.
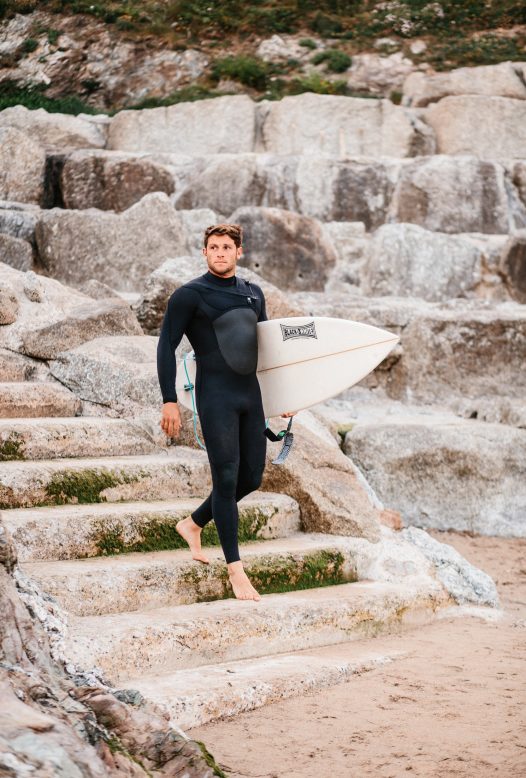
[403, 62, 526, 107]
[260, 93, 435, 157]
[295, 156, 398, 229]
[35, 192, 191, 292]
[401, 527, 499, 606]
[0, 264, 141, 359]
[388, 155, 526, 234]
[424, 95, 526, 159]
[60, 149, 174, 212]
[256, 34, 321, 63]
[229, 206, 337, 291]
[363, 223, 482, 301]
[512, 160, 526, 207]
[0, 233, 33, 271]
[0, 282, 19, 325]
[0, 105, 107, 149]
[346, 418, 526, 537]
[49, 335, 161, 410]
[175, 154, 397, 230]
[0, 200, 39, 243]
[0, 127, 45, 205]
[134, 256, 304, 334]
[346, 52, 418, 96]
[323, 221, 369, 291]
[499, 232, 526, 304]
[107, 95, 256, 154]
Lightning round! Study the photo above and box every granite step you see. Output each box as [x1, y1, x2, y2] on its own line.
[21, 534, 443, 616]
[121, 642, 405, 730]
[0, 449, 211, 509]
[5, 492, 301, 562]
[0, 416, 163, 461]
[64, 579, 445, 683]
[0, 381, 81, 419]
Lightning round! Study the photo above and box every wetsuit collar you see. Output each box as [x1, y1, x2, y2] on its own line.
[203, 270, 237, 286]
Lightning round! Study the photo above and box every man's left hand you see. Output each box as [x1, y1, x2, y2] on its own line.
[280, 411, 297, 418]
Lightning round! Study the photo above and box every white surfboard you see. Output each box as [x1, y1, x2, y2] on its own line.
[176, 316, 398, 418]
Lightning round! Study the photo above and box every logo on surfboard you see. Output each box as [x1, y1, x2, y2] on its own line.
[280, 321, 317, 341]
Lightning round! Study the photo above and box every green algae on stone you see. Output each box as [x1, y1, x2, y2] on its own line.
[90, 506, 277, 557]
[44, 468, 140, 505]
[187, 549, 354, 603]
[0, 433, 25, 461]
[195, 740, 228, 778]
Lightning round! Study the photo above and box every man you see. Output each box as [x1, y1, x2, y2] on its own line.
[157, 223, 294, 602]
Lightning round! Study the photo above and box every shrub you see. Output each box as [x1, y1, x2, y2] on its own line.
[0, 82, 100, 114]
[211, 55, 269, 90]
[299, 37, 317, 49]
[21, 38, 39, 53]
[311, 48, 351, 72]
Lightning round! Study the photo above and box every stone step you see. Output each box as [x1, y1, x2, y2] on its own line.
[0, 416, 163, 462]
[121, 642, 406, 730]
[5, 492, 301, 562]
[65, 579, 444, 684]
[0, 449, 211, 509]
[0, 381, 81, 419]
[22, 534, 442, 616]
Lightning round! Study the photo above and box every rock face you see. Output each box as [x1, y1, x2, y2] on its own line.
[229, 206, 338, 291]
[134, 256, 303, 334]
[499, 232, 526, 303]
[363, 223, 482, 301]
[60, 150, 175, 211]
[108, 95, 256, 154]
[0, 105, 107, 149]
[403, 62, 526, 107]
[260, 93, 435, 157]
[346, 418, 526, 537]
[0, 264, 141, 359]
[388, 155, 526, 234]
[35, 192, 191, 292]
[424, 95, 526, 159]
[0, 127, 46, 205]
[0, 200, 40, 244]
[0, 10, 209, 111]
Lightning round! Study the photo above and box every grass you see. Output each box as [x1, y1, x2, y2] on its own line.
[311, 47, 351, 73]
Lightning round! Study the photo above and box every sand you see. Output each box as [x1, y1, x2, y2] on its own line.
[187, 531, 526, 777]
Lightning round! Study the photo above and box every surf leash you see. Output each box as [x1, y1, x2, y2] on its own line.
[264, 416, 294, 465]
[183, 352, 206, 451]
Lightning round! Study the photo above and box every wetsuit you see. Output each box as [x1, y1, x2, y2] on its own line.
[156, 270, 268, 564]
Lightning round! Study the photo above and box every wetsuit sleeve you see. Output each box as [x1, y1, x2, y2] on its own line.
[156, 286, 198, 404]
[254, 284, 268, 322]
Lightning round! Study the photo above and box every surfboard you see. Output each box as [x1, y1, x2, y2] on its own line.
[175, 316, 398, 418]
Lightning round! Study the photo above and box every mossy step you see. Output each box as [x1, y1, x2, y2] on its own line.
[0, 449, 211, 509]
[0, 382, 81, 419]
[21, 533, 439, 616]
[5, 493, 301, 562]
[0, 416, 161, 462]
[122, 641, 405, 730]
[65, 579, 445, 683]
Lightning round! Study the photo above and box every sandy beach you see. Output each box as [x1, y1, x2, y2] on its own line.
[187, 531, 526, 777]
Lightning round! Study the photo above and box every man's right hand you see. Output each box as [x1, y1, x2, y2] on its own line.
[160, 402, 181, 438]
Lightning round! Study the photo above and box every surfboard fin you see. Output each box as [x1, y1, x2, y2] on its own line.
[265, 417, 294, 465]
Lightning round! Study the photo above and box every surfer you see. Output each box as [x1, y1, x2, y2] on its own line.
[157, 223, 294, 602]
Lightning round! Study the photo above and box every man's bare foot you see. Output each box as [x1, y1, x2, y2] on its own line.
[175, 516, 210, 564]
[227, 561, 261, 601]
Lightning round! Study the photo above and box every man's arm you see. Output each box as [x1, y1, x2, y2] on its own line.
[255, 284, 268, 323]
[157, 286, 197, 413]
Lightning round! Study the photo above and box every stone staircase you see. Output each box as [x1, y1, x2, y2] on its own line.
[1, 376, 448, 730]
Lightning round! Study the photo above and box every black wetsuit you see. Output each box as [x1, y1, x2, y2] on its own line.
[156, 270, 268, 564]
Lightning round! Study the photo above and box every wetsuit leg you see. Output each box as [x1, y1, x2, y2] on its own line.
[190, 384, 267, 562]
[191, 401, 242, 563]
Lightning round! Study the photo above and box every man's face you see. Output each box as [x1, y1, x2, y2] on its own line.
[203, 233, 242, 277]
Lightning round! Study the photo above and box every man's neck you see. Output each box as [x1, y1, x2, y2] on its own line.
[203, 270, 237, 286]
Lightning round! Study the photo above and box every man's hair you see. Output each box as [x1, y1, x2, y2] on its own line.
[203, 223, 243, 249]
